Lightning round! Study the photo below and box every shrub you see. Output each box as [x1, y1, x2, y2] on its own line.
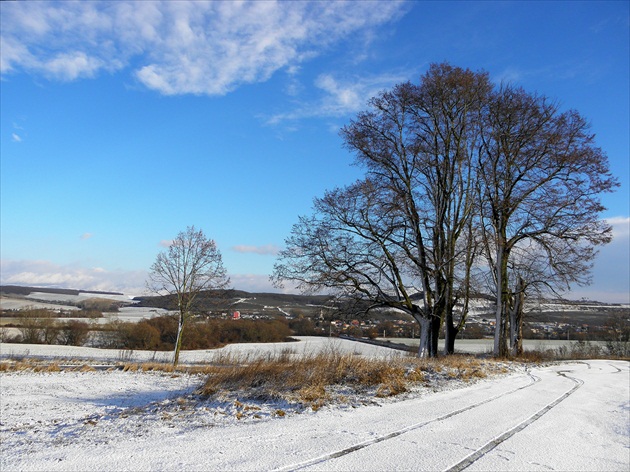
[145, 315, 179, 348]
[58, 320, 91, 346]
[123, 321, 161, 350]
[95, 316, 294, 351]
[77, 298, 121, 312]
[17, 315, 44, 344]
[289, 317, 317, 336]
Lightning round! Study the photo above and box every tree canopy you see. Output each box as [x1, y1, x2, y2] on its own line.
[273, 63, 618, 357]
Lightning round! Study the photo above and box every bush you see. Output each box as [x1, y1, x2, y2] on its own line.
[289, 317, 317, 336]
[77, 298, 121, 312]
[145, 314, 179, 347]
[17, 315, 45, 344]
[58, 320, 91, 346]
[121, 321, 161, 350]
[96, 316, 293, 351]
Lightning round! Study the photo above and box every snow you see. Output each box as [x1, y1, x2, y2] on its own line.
[1, 339, 628, 471]
[0, 296, 80, 311]
[0, 337, 407, 364]
[24, 292, 133, 303]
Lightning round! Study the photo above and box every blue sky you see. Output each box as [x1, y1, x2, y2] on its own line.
[1, 1, 628, 302]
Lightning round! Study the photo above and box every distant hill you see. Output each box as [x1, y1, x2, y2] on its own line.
[133, 289, 335, 317]
[0, 285, 124, 297]
[2, 284, 626, 330]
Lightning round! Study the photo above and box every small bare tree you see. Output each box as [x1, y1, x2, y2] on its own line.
[148, 226, 229, 365]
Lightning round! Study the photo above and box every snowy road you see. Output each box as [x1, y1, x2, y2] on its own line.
[1, 360, 628, 471]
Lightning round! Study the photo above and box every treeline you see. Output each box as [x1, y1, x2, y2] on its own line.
[0, 285, 123, 297]
[102, 316, 293, 350]
[1, 314, 293, 351]
[1, 307, 104, 320]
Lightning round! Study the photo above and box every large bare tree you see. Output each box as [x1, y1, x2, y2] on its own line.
[148, 226, 229, 365]
[274, 64, 490, 357]
[274, 63, 618, 358]
[477, 86, 618, 356]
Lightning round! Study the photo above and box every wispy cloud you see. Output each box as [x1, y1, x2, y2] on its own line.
[11, 133, 22, 142]
[1, 1, 406, 96]
[231, 244, 280, 256]
[230, 273, 298, 294]
[159, 239, 173, 248]
[266, 70, 414, 124]
[80, 232, 93, 240]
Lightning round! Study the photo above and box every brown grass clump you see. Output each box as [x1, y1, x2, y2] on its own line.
[196, 351, 496, 408]
[0, 349, 505, 413]
[199, 351, 409, 401]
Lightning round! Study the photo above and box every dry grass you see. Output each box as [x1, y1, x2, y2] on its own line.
[0, 349, 509, 411]
[199, 352, 410, 398]
[193, 350, 505, 409]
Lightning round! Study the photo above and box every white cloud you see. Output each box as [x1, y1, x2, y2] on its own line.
[607, 216, 630, 239]
[231, 244, 280, 256]
[0, 259, 293, 295]
[42, 51, 104, 81]
[11, 133, 22, 142]
[569, 216, 630, 304]
[266, 70, 414, 124]
[1, 0, 406, 95]
[315, 74, 363, 112]
[0, 260, 148, 295]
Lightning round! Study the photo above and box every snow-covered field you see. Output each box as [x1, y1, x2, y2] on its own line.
[1, 339, 629, 471]
[0, 336, 607, 364]
[0, 337, 405, 364]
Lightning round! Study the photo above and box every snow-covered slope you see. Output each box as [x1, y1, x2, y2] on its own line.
[1, 359, 627, 471]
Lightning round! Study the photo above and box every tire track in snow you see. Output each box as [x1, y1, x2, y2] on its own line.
[444, 368, 585, 472]
[273, 371, 541, 472]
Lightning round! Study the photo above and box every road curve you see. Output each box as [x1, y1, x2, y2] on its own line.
[272, 360, 629, 472]
[3, 360, 627, 471]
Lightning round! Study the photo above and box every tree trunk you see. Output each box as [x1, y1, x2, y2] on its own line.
[493, 246, 510, 357]
[429, 314, 441, 357]
[511, 278, 525, 356]
[416, 317, 431, 358]
[173, 311, 186, 366]
[508, 291, 516, 353]
[444, 312, 459, 355]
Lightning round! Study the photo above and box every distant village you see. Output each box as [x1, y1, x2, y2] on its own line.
[212, 300, 628, 342]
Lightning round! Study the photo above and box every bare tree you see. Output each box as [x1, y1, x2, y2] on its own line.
[275, 64, 617, 359]
[477, 86, 618, 356]
[273, 179, 441, 355]
[340, 64, 489, 356]
[274, 64, 489, 357]
[148, 226, 229, 365]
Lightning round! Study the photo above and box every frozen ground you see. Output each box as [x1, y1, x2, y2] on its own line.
[0, 292, 168, 324]
[0, 336, 609, 361]
[0, 340, 628, 471]
[0, 337, 408, 363]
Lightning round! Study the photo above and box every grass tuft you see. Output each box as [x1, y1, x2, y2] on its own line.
[193, 350, 505, 409]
